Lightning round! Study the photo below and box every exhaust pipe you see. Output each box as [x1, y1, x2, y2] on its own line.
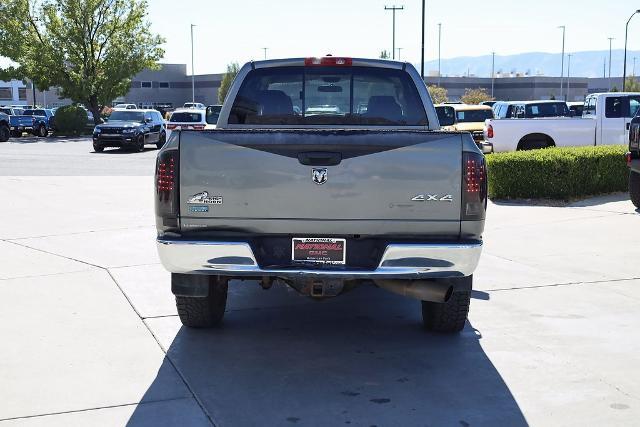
[374, 279, 453, 303]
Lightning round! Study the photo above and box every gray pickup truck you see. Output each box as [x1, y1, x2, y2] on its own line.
[155, 57, 487, 333]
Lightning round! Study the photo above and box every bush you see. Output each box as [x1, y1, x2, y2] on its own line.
[486, 145, 628, 200]
[52, 105, 88, 135]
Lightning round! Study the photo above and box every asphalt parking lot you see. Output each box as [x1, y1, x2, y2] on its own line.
[1, 136, 639, 426]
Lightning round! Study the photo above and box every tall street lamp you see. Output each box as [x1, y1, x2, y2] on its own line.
[558, 26, 565, 100]
[623, 9, 640, 91]
[262, 48, 268, 60]
[608, 37, 615, 90]
[384, 5, 404, 60]
[567, 53, 572, 101]
[190, 24, 196, 103]
[491, 52, 495, 98]
[437, 23, 442, 87]
[397, 47, 403, 60]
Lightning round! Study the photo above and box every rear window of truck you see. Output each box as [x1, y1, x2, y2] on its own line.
[456, 109, 493, 122]
[170, 112, 203, 123]
[228, 66, 428, 126]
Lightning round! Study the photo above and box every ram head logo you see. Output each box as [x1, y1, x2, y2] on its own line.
[311, 168, 328, 185]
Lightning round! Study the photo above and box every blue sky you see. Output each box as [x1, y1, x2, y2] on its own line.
[148, 0, 640, 74]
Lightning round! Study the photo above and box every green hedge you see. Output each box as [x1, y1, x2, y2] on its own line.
[486, 145, 628, 200]
[52, 105, 89, 135]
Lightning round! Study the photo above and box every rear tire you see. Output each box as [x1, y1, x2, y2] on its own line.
[156, 131, 166, 149]
[422, 279, 472, 333]
[630, 170, 640, 209]
[135, 134, 145, 152]
[35, 124, 48, 137]
[517, 134, 553, 151]
[175, 276, 228, 328]
[0, 125, 9, 142]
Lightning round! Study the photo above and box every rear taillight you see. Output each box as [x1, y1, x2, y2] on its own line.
[630, 123, 639, 150]
[305, 57, 352, 66]
[155, 150, 179, 227]
[192, 125, 205, 130]
[461, 152, 487, 221]
[486, 124, 494, 139]
[166, 124, 177, 130]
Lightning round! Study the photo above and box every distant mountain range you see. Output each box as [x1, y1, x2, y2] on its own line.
[417, 49, 640, 79]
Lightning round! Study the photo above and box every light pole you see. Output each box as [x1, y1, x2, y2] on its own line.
[190, 24, 196, 103]
[397, 47, 403, 60]
[384, 5, 404, 60]
[567, 53, 572, 101]
[491, 52, 495, 98]
[608, 37, 614, 90]
[558, 26, 565, 100]
[623, 10, 640, 91]
[437, 23, 442, 87]
[262, 47, 268, 60]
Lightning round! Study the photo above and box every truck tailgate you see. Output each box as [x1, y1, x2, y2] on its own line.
[179, 130, 463, 237]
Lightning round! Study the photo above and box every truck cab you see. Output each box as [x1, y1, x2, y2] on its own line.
[583, 93, 640, 146]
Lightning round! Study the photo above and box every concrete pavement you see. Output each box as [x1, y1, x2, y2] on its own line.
[0, 137, 639, 426]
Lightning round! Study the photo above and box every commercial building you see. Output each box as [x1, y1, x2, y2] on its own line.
[1, 63, 632, 110]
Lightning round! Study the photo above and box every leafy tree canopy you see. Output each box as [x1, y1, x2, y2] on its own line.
[0, 0, 164, 123]
[218, 62, 239, 104]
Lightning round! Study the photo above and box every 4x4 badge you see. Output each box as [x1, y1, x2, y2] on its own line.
[312, 168, 328, 185]
[411, 194, 453, 202]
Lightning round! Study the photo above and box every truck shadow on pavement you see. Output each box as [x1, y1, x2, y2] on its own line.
[127, 286, 527, 427]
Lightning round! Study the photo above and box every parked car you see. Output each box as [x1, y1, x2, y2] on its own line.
[0, 107, 24, 116]
[113, 103, 138, 110]
[484, 93, 640, 152]
[182, 102, 205, 109]
[480, 101, 497, 107]
[166, 108, 210, 139]
[9, 108, 54, 137]
[155, 56, 486, 334]
[0, 112, 9, 142]
[92, 109, 166, 152]
[436, 103, 494, 151]
[568, 101, 584, 117]
[628, 113, 640, 208]
[205, 104, 223, 126]
[492, 100, 571, 119]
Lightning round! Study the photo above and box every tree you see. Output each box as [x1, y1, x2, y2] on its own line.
[625, 76, 640, 92]
[218, 62, 240, 104]
[611, 86, 620, 92]
[379, 50, 390, 59]
[460, 88, 494, 105]
[0, 0, 164, 123]
[427, 85, 448, 104]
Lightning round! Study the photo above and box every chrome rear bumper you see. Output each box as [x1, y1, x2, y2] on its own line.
[157, 239, 482, 279]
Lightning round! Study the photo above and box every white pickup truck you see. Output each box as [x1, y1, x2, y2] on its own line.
[483, 92, 640, 152]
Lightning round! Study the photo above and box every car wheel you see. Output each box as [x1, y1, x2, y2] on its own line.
[135, 134, 145, 152]
[175, 276, 228, 328]
[156, 131, 166, 149]
[0, 125, 9, 142]
[11, 130, 21, 138]
[630, 170, 640, 209]
[93, 143, 104, 153]
[422, 277, 472, 333]
[36, 124, 48, 137]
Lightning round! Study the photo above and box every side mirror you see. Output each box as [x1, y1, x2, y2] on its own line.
[145, 117, 152, 123]
[435, 105, 455, 127]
